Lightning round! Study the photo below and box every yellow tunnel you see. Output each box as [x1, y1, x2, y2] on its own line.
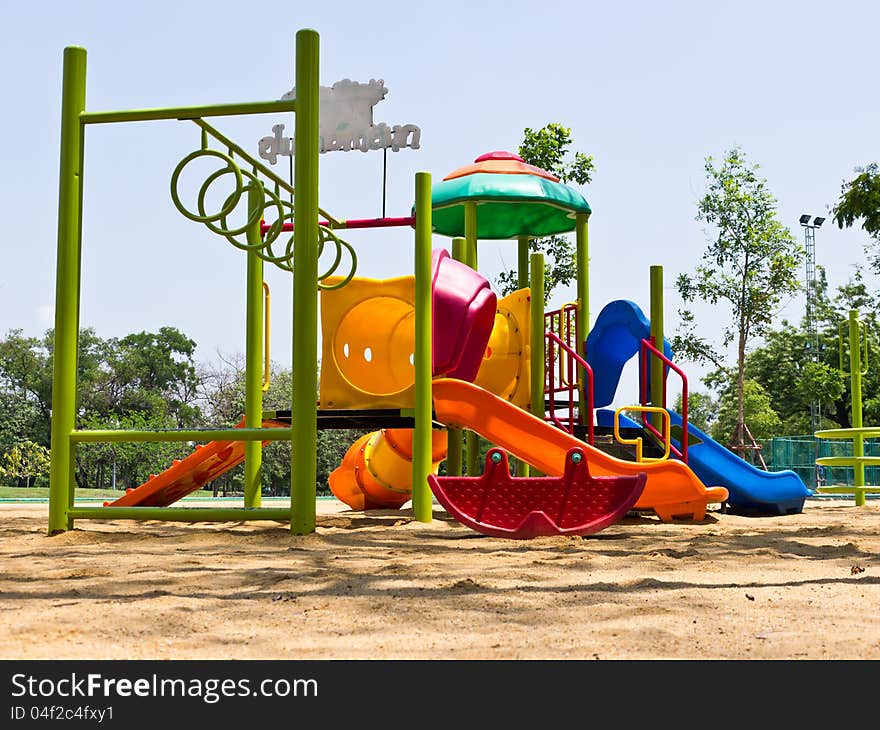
[329, 428, 449, 510]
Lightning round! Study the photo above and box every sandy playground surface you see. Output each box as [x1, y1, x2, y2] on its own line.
[0, 497, 878, 660]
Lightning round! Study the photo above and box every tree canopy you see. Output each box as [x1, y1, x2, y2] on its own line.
[673, 146, 802, 453]
[496, 122, 594, 302]
[832, 162, 880, 273]
[0, 327, 363, 496]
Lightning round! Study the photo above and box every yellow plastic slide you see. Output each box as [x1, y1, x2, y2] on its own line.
[431, 378, 728, 521]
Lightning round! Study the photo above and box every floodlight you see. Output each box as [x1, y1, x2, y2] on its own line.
[799, 214, 811, 225]
[813, 217, 825, 227]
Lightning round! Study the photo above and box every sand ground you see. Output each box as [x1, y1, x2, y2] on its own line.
[0, 498, 878, 660]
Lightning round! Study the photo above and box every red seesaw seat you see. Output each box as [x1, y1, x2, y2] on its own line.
[428, 447, 647, 539]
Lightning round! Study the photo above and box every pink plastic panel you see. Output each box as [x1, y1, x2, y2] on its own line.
[431, 248, 497, 381]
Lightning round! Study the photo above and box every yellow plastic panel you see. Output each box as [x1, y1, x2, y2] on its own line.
[473, 288, 531, 407]
[320, 275, 416, 408]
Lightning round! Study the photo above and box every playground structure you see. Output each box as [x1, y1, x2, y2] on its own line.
[815, 309, 880, 505]
[48, 28, 818, 541]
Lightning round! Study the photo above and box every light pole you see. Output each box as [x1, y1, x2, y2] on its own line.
[800, 214, 824, 481]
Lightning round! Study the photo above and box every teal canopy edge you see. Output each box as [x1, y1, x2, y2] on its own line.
[429, 172, 592, 214]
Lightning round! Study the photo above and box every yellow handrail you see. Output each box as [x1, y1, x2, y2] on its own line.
[262, 281, 271, 392]
[613, 406, 671, 462]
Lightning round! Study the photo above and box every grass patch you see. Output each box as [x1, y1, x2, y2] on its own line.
[0, 486, 122, 499]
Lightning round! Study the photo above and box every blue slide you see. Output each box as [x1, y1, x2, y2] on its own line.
[587, 300, 811, 515]
[586, 299, 672, 410]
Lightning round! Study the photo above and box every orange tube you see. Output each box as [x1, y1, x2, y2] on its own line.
[329, 428, 448, 510]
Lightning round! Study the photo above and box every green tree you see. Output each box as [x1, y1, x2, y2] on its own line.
[813, 272, 880, 428]
[76, 411, 193, 490]
[832, 163, 880, 273]
[0, 388, 42, 459]
[0, 439, 51, 487]
[673, 146, 803, 453]
[0, 326, 204, 490]
[496, 123, 595, 302]
[100, 327, 201, 425]
[673, 391, 716, 433]
[729, 269, 873, 435]
[0, 327, 109, 448]
[711, 379, 781, 461]
[197, 354, 364, 496]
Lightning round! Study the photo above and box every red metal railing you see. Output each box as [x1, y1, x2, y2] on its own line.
[545, 302, 579, 388]
[260, 216, 416, 236]
[545, 331, 594, 445]
[639, 337, 689, 463]
[545, 304, 578, 352]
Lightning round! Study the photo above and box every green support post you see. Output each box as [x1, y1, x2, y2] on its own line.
[464, 203, 479, 475]
[290, 29, 320, 535]
[451, 237, 467, 263]
[848, 310, 866, 505]
[49, 46, 87, 535]
[445, 237, 466, 477]
[244, 182, 265, 508]
[575, 213, 590, 426]
[517, 236, 530, 289]
[411, 172, 434, 522]
[464, 203, 477, 270]
[530, 253, 545, 475]
[516, 236, 531, 476]
[649, 265, 664, 431]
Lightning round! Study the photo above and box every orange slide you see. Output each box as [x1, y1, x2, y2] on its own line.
[105, 418, 288, 508]
[431, 378, 728, 521]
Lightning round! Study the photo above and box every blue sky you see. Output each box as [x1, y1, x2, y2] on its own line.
[2, 0, 878, 408]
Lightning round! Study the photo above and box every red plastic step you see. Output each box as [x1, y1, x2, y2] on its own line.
[428, 447, 646, 539]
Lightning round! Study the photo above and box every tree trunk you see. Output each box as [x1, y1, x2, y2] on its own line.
[734, 330, 747, 452]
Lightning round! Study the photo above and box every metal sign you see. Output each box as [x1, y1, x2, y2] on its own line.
[258, 79, 420, 163]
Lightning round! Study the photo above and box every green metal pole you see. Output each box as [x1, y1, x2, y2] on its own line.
[464, 203, 480, 475]
[49, 46, 87, 535]
[451, 237, 467, 264]
[411, 172, 434, 523]
[290, 29, 320, 534]
[69, 507, 293, 522]
[649, 265, 665, 431]
[576, 213, 590, 426]
[516, 236, 531, 477]
[530, 253, 545, 475]
[79, 99, 296, 125]
[848, 310, 866, 505]
[70, 427, 290, 443]
[244, 182, 265, 508]
[464, 203, 477, 270]
[445, 237, 466, 477]
[517, 236, 530, 290]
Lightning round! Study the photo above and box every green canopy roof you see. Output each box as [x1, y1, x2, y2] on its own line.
[428, 172, 591, 239]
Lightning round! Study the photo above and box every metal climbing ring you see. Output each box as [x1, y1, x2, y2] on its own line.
[203, 169, 283, 245]
[256, 201, 296, 271]
[317, 227, 358, 290]
[170, 149, 242, 224]
[260, 197, 292, 247]
[258, 233, 295, 272]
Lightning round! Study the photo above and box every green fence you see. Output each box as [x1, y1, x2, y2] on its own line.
[761, 436, 880, 489]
